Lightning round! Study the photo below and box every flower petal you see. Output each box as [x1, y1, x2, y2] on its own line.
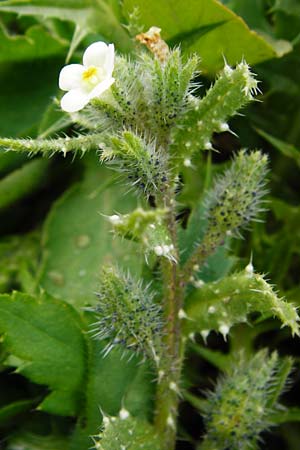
[83, 41, 109, 68]
[104, 43, 115, 76]
[88, 77, 115, 100]
[59, 64, 85, 91]
[61, 89, 89, 113]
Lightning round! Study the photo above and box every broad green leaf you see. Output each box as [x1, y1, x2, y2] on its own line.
[256, 127, 300, 167]
[70, 342, 154, 450]
[0, 22, 67, 62]
[92, 413, 161, 450]
[0, 159, 51, 211]
[123, 0, 281, 74]
[0, 291, 86, 416]
[38, 155, 140, 307]
[184, 267, 300, 339]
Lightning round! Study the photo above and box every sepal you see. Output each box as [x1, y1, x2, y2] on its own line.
[90, 267, 163, 362]
[200, 350, 292, 450]
[184, 266, 299, 340]
[92, 410, 162, 450]
[107, 208, 176, 262]
[171, 62, 259, 159]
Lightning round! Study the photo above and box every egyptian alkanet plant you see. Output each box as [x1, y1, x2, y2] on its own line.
[1, 1, 300, 450]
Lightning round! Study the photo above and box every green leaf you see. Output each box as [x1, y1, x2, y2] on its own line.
[0, 159, 51, 211]
[189, 343, 229, 372]
[0, 22, 67, 63]
[0, 231, 40, 293]
[0, 0, 133, 54]
[256, 127, 300, 167]
[266, 356, 293, 409]
[92, 413, 161, 450]
[70, 342, 154, 450]
[38, 155, 141, 307]
[0, 58, 64, 137]
[123, 0, 281, 74]
[184, 267, 300, 339]
[0, 398, 35, 426]
[7, 432, 69, 450]
[273, 0, 300, 17]
[179, 202, 235, 283]
[0, 291, 86, 416]
[271, 407, 300, 424]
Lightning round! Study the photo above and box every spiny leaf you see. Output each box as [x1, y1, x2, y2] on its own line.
[184, 266, 300, 340]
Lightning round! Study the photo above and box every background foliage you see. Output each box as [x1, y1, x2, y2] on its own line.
[0, 0, 300, 449]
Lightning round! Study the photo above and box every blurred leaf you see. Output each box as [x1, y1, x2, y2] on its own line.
[266, 356, 293, 408]
[7, 431, 69, 450]
[273, 0, 300, 17]
[221, 0, 272, 32]
[0, 291, 86, 416]
[0, 158, 52, 211]
[0, 231, 40, 293]
[38, 154, 141, 307]
[271, 407, 300, 424]
[123, 0, 284, 75]
[0, 22, 67, 62]
[0, 398, 35, 426]
[189, 343, 229, 371]
[0, 58, 64, 137]
[256, 127, 300, 167]
[0, 0, 133, 54]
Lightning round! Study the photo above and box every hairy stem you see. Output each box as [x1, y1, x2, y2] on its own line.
[154, 187, 184, 449]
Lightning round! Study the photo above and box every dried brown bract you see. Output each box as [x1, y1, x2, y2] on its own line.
[136, 26, 169, 62]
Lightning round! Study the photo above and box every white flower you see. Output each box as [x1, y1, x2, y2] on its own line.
[59, 41, 115, 113]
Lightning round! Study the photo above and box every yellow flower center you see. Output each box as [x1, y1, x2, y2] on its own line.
[82, 66, 98, 82]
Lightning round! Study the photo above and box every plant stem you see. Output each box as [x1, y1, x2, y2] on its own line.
[154, 187, 185, 450]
